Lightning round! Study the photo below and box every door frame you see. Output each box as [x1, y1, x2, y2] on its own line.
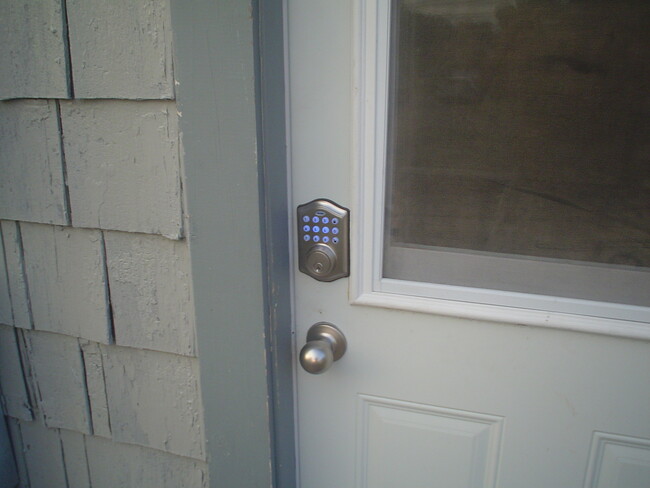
[171, 1, 295, 487]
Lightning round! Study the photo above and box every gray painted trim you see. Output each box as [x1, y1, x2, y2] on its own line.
[170, 1, 274, 486]
[254, 0, 296, 487]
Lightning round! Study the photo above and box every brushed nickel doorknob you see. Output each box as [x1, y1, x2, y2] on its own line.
[299, 322, 347, 374]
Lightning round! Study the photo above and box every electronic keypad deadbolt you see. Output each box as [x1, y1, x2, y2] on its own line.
[297, 199, 350, 281]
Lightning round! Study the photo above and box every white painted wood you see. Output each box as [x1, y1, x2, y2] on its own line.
[25, 331, 91, 434]
[584, 432, 650, 488]
[0, 100, 68, 226]
[60, 100, 183, 238]
[21, 223, 111, 344]
[0, 325, 33, 421]
[0, 221, 32, 329]
[18, 420, 67, 488]
[85, 436, 208, 488]
[100, 345, 205, 460]
[104, 231, 196, 356]
[80, 341, 112, 438]
[350, 0, 650, 337]
[0, 0, 69, 99]
[287, 2, 650, 487]
[67, 0, 174, 99]
[59, 429, 91, 488]
[357, 395, 503, 488]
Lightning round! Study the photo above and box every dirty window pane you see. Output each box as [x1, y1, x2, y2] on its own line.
[383, 0, 650, 304]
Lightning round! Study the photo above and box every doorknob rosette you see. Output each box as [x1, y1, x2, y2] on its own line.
[299, 322, 347, 374]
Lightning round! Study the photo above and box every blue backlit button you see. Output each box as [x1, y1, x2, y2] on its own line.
[332, 227, 339, 235]
[332, 237, 339, 244]
[312, 216, 320, 223]
[322, 226, 329, 234]
[303, 225, 310, 232]
[302, 216, 310, 223]
[315, 210, 326, 216]
[331, 218, 339, 225]
[303, 234, 311, 241]
[322, 236, 330, 243]
[312, 225, 320, 233]
[313, 235, 320, 242]
[321, 217, 329, 224]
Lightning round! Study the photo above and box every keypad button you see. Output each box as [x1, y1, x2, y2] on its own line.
[313, 235, 320, 242]
[302, 216, 310, 223]
[315, 210, 326, 216]
[322, 226, 329, 234]
[322, 236, 330, 243]
[303, 234, 311, 241]
[302, 225, 310, 232]
[332, 227, 339, 235]
[312, 216, 320, 223]
[331, 218, 339, 225]
[312, 225, 320, 233]
[332, 237, 339, 244]
[321, 217, 329, 224]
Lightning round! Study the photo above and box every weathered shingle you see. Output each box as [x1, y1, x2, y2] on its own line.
[60, 100, 183, 238]
[21, 223, 111, 343]
[0, 100, 68, 225]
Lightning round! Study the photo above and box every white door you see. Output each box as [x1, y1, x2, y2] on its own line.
[287, 1, 650, 487]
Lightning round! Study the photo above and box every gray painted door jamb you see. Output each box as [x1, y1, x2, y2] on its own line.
[170, 0, 295, 487]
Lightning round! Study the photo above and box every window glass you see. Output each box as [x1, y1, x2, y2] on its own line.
[384, 0, 650, 306]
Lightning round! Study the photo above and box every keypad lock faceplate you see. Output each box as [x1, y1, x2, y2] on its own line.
[297, 199, 350, 282]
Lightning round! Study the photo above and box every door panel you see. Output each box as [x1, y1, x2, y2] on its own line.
[287, 2, 650, 487]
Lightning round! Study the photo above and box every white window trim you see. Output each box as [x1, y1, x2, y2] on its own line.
[349, 0, 650, 340]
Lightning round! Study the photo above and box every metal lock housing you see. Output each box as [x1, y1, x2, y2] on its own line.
[297, 199, 350, 282]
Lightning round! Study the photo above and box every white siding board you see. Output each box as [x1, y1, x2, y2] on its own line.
[60, 429, 91, 488]
[101, 346, 206, 460]
[67, 0, 174, 99]
[1, 221, 32, 329]
[0, 0, 69, 99]
[105, 232, 196, 356]
[18, 420, 67, 488]
[80, 341, 112, 438]
[0, 229, 12, 326]
[21, 223, 111, 343]
[0, 325, 32, 421]
[0, 100, 68, 225]
[86, 436, 208, 488]
[25, 331, 91, 434]
[60, 100, 183, 238]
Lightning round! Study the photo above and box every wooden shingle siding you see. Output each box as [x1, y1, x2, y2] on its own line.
[60, 100, 183, 238]
[0, 222, 32, 329]
[67, 0, 174, 99]
[0, 100, 69, 225]
[85, 436, 208, 488]
[101, 346, 206, 460]
[80, 341, 112, 438]
[21, 224, 112, 344]
[105, 231, 196, 356]
[0, 232, 12, 326]
[17, 419, 68, 488]
[0, 0, 210, 484]
[25, 331, 92, 434]
[59, 429, 92, 488]
[0, 325, 32, 421]
[0, 0, 70, 100]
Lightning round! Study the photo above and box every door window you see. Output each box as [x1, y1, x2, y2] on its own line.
[384, 0, 650, 304]
[357, 0, 650, 328]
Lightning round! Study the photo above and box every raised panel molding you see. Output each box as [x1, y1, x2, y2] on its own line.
[584, 432, 650, 488]
[357, 395, 504, 488]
